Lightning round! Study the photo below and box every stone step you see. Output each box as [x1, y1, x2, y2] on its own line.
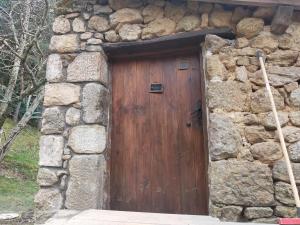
[43, 210, 277, 225]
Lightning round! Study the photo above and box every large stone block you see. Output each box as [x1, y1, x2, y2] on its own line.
[34, 188, 63, 221]
[68, 125, 106, 154]
[207, 81, 251, 112]
[208, 114, 242, 161]
[39, 135, 64, 167]
[142, 4, 163, 23]
[65, 155, 107, 210]
[289, 111, 300, 126]
[209, 8, 232, 28]
[110, 8, 142, 27]
[142, 18, 176, 39]
[44, 83, 81, 106]
[37, 168, 59, 186]
[41, 107, 65, 134]
[176, 15, 201, 32]
[276, 126, 300, 143]
[273, 160, 300, 184]
[259, 111, 289, 130]
[52, 16, 71, 34]
[67, 52, 108, 84]
[46, 54, 63, 82]
[244, 207, 273, 219]
[267, 50, 299, 66]
[244, 126, 272, 144]
[275, 206, 297, 218]
[250, 87, 284, 113]
[250, 32, 278, 53]
[250, 141, 282, 164]
[88, 16, 110, 32]
[236, 17, 264, 38]
[274, 182, 295, 206]
[119, 24, 142, 41]
[49, 34, 80, 53]
[210, 160, 275, 206]
[82, 83, 109, 125]
[66, 107, 81, 126]
[205, 35, 229, 54]
[288, 141, 300, 162]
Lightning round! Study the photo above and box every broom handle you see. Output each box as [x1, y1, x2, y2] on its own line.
[257, 51, 300, 211]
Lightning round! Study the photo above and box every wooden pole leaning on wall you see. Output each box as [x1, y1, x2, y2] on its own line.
[256, 50, 300, 217]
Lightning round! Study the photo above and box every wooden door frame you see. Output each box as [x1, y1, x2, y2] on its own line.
[104, 28, 234, 213]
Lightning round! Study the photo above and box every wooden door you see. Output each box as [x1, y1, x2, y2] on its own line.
[110, 52, 208, 215]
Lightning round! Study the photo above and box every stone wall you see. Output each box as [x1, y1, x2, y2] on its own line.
[36, 0, 300, 223]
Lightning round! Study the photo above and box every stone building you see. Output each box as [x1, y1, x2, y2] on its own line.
[36, 0, 300, 223]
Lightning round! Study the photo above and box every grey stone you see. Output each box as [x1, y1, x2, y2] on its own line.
[206, 55, 227, 81]
[142, 4, 164, 23]
[267, 50, 299, 66]
[208, 81, 251, 112]
[68, 125, 106, 154]
[82, 83, 109, 125]
[34, 188, 63, 221]
[72, 18, 86, 33]
[235, 66, 248, 82]
[37, 168, 59, 186]
[94, 33, 104, 39]
[53, 16, 71, 34]
[244, 207, 273, 219]
[87, 38, 102, 45]
[46, 54, 63, 82]
[250, 141, 282, 164]
[41, 107, 65, 134]
[250, 87, 284, 113]
[285, 82, 298, 93]
[49, 34, 80, 53]
[243, 114, 260, 125]
[67, 52, 108, 84]
[290, 88, 300, 107]
[220, 206, 243, 222]
[273, 160, 300, 184]
[39, 135, 64, 167]
[108, 0, 143, 10]
[176, 15, 201, 32]
[80, 32, 93, 40]
[119, 24, 142, 41]
[236, 17, 264, 38]
[110, 8, 143, 27]
[142, 18, 176, 39]
[260, 111, 289, 130]
[288, 141, 300, 162]
[265, 66, 300, 87]
[66, 107, 81, 126]
[289, 111, 300, 126]
[94, 5, 113, 14]
[65, 155, 107, 210]
[252, 217, 278, 224]
[205, 35, 230, 54]
[274, 182, 295, 206]
[275, 206, 297, 218]
[276, 126, 300, 143]
[210, 160, 275, 206]
[104, 30, 119, 42]
[44, 83, 81, 106]
[88, 16, 110, 32]
[250, 32, 278, 53]
[164, 2, 186, 22]
[208, 114, 242, 161]
[244, 126, 272, 144]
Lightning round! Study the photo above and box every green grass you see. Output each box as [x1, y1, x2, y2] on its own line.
[0, 119, 40, 213]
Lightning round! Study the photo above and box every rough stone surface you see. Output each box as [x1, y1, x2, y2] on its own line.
[46, 54, 63, 82]
[260, 111, 289, 130]
[267, 50, 299, 66]
[210, 160, 275, 206]
[142, 5, 164, 23]
[208, 81, 251, 112]
[235, 37, 249, 48]
[220, 206, 243, 222]
[253, 7, 276, 20]
[41, 107, 65, 134]
[273, 160, 300, 184]
[66, 107, 81, 126]
[82, 83, 109, 125]
[94, 5, 113, 14]
[290, 88, 300, 107]
[37, 168, 59, 186]
[119, 24, 141, 41]
[104, 30, 119, 42]
[274, 182, 295, 206]
[87, 38, 102, 45]
[206, 55, 227, 81]
[142, 18, 176, 39]
[275, 206, 297, 218]
[53, 16, 71, 34]
[209, 8, 232, 28]
[67, 52, 108, 84]
[176, 15, 201, 32]
[277, 126, 300, 143]
[289, 111, 300, 126]
[205, 35, 229, 54]
[208, 114, 242, 161]
[68, 125, 106, 154]
[285, 82, 298, 93]
[65, 155, 107, 209]
[267, 66, 300, 87]
[108, 0, 142, 10]
[244, 207, 273, 219]
[232, 7, 252, 24]
[244, 126, 272, 144]
[49, 35, 80, 53]
[250, 141, 282, 164]
[164, 2, 186, 22]
[250, 87, 284, 113]
[252, 217, 278, 224]
[236, 17, 264, 38]
[72, 18, 86, 33]
[80, 32, 93, 40]
[44, 83, 80, 106]
[88, 16, 110, 32]
[250, 32, 278, 53]
[110, 8, 142, 27]
[39, 135, 64, 167]
[34, 188, 63, 220]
